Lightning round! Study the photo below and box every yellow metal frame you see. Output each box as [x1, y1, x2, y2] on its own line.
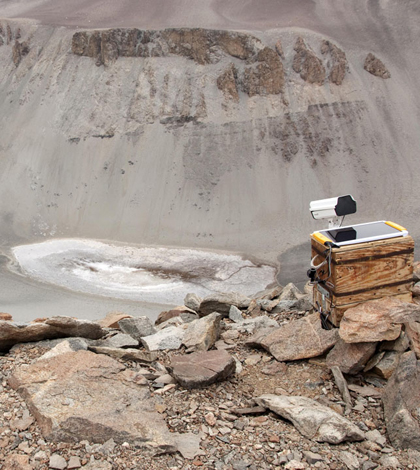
[312, 231, 332, 245]
[385, 221, 407, 232]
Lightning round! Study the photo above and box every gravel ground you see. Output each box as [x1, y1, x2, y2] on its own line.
[1, 312, 420, 470]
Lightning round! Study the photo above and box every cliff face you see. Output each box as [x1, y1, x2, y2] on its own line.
[0, 18, 419, 262]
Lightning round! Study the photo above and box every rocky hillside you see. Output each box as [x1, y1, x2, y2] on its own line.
[0, 6, 419, 263]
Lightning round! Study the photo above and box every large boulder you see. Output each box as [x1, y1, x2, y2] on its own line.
[326, 340, 377, 375]
[256, 394, 364, 444]
[382, 351, 420, 450]
[249, 312, 338, 362]
[8, 350, 176, 454]
[0, 317, 106, 352]
[198, 292, 251, 317]
[182, 312, 221, 352]
[168, 350, 236, 389]
[339, 298, 420, 343]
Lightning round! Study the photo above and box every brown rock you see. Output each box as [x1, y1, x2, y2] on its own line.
[217, 63, 239, 101]
[252, 312, 338, 362]
[0, 313, 12, 321]
[382, 351, 420, 450]
[339, 298, 420, 343]
[3, 453, 33, 470]
[326, 339, 377, 375]
[168, 349, 236, 389]
[12, 40, 29, 67]
[8, 350, 175, 453]
[199, 292, 251, 317]
[293, 37, 326, 85]
[182, 312, 221, 352]
[364, 53, 391, 79]
[242, 47, 285, 96]
[97, 312, 132, 329]
[89, 346, 158, 363]
[275, 40, 284, 58]
[406, 321, 420, 358]
[372, 351, 400, 379]
[321, 40, 347, 85]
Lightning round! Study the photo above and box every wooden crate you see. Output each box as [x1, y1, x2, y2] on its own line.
[311, 235, 414, 326]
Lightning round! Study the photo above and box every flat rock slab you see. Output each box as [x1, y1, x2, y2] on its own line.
[198, 292, 251, 317]
[8, 350, 175, 454]
[382, 351, 420, 450]
[168, 349, 236, 389]
[251, 312, 338, 361]
[339, 298, 420, 343]
[0, 317, 106, 352]
[256, 394, 364, 444]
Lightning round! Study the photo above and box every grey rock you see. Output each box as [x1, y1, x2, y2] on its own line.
[279, 283, 302, 301]
[252, 284, 283, 300]
[251, 312, 338, 361]
[199, 292, 251, 317]
[380, 331, 410, 353]
[88, 346, 158, 363]
[182, 312, 221, 352]
[382, 351, 420, 450]
[173, 432, 205, 459]
[327, 339, 377, 375]
[271, 297, 313, 313]
[0, 317, 106, 352]
[49, 454, 67, 470]
[140, 325, 185, 351]
[118, 316, 157, 340]
[184, 293, 202, 311]
[168, 349, 236, 389]
[228, 315, 278, 334]
[339, 451, 360, 470]
[8, 350, 175, 453]
[229, 305, 244, 323]
[365, 430, 386, 447]
[256, 394, 365, 444]
[38, 339, 88, 361]
[378, 456, 401, 468]
[303, 450, 323, 465]
[67, 456, 81, 469]
[330, 366, 352, 413]
[80, 458, 112, 470]
[95, 332, 139, 349]
[372, 351, 400, 379]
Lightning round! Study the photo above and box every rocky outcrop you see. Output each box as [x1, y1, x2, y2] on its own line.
[72, 28, 263, 67]
[241, 47, 285, 96]
[293, 37, 326, 85]
[364, 53, 391, 79]
[0, 317, 106, 352]
[217, 63, 239, 101]
[8, 350, 176, 453]
[321, 40, 347, 85]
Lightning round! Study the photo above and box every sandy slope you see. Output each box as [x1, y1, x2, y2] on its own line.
[0, 1, 419, 319]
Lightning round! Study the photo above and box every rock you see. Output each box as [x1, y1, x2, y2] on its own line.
[256, 394, 364, 444]
[338, 298, 420, 343]
[38, 339, 89, 361]
[303, 450, 323, 465]
[168, 350, 236, 389]
[250, 312, 338, 362]
[229, 315, 278, 334]
[95, 332, 139, 349]
[97, 312, 132, 329]
[364, 53, 391, 79]
[199, 292, 251, 317]
[257, 298, 280, 312]
[10, 410, 34, 431]
[382, 351, 420, 450]
[155, 308, 197, 326]
[8, 350, 175, 453]
[321, 40, 347, 85]
[326, 340, 377, 374]
[80, 458, 112, 470]
[241, 46, 285, 96]
[0, 317, 106, 352]
[378, 456, 401, 468]
[67, 456, 81, 469]
[412, 282, 420, 297]
[12, 40, 29, 67]
[0, 312, 12, 321]
[279, 283, 302, 301]
[88, 346, 158, 363]
[380, 331, 410, 353]
[184, 293, 202, 312]
[405, 321, 420, 358]
[173, 432, 205, 459]
[271, 297, 312, 313]
[118, 316, 157, 340]
[293, 37, 326, 85]
[348, 384, 381, 398]
[49, 454, 67, 470]
[275, 40, 284, 59]
[3, 453, 33, 470]
[330, 366, 352, 413]
[140, 325, 185, 351]
[217, 63, 239, 101]
[339, 451, 360, 470]
[365, 429, 387, 447]
[372, 351, 400, 379]
[229, 305, 244, 323]
[253, 285, 283, 300]
[182, 312, 221, 352]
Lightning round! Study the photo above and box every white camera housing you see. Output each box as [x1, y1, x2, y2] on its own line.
[310, 195, 357, 228]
